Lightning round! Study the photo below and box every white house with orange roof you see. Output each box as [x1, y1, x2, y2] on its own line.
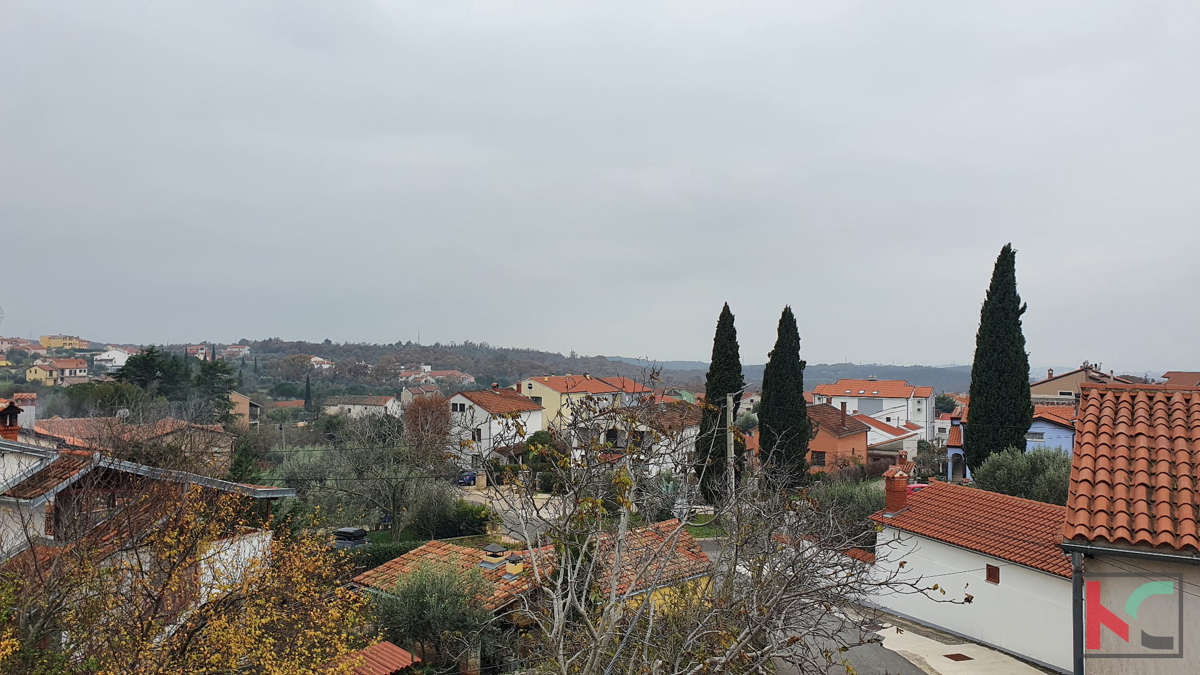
[812, 379, 935, 441]
[448, 386, 543, 466]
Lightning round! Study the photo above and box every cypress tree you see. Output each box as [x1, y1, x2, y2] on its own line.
[304, 374, 312, 411]
[694, 303, 745, 504]
[759, 306, 810, 486]
[965, 243, 1033, 469]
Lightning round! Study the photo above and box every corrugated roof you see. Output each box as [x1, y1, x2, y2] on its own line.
[1063, 383, 1200, 552]
[872, 481, 1070, 578]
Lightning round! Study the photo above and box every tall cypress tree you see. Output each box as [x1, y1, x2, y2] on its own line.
[965, 243, 1032, 469]
[759, 306, 810, 485]
[695, 303, 745, 504]
[304, 374, 312, 411]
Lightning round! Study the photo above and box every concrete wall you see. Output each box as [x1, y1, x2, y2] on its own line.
[1083, 554, 1200, 675]
[873, 527, 1073, 672]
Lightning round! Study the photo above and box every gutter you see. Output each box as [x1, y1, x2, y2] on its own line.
[1060, 540, 1200, 566]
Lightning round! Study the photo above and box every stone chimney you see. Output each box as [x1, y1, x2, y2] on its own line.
[491, 383, 500, 391]
[504, 554, 524, 578]
[840, 401, 847, 428]
[1047, 368, 1054, 379]
[897, 449, 908, 464]
[0, 402, 22, 442]
[883, 466, 910, 515]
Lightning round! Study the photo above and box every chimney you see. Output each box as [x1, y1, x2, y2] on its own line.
[504, 554, 524, 577]
[491, 383, 499, 391]
[480, 543, 507, 569]
[1047, 368, 1054, 379]
[840, 401, 847, 428]
[868, 374, 878, 382]
[897, 449, 908, 464]
[584, 372, 591, 380]
[0, 402, 21, 442]
[883, 467, 909, 515]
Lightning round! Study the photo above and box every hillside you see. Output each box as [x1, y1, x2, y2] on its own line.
[610, 357, 972, 392]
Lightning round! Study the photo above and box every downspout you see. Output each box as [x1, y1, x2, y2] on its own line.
[1071, 552, 1084, 675]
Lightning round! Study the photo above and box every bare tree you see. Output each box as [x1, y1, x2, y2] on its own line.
[475, 374, 961, 674]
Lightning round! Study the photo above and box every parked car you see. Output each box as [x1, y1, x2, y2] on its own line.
[456, 470, 477, 486]
[907, 483, 929, 496]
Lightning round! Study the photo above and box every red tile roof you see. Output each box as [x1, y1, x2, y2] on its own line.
[2, 450, 93, 500]
[902, 421, 922, 431]
[872, 481, 1070, 577]
[803, 392, 814, 404]
[1161, 371, 1200, 387]
[527, 376, 622, 395]
[912, 387, 934, 398]
[599, 376, 654, 394]
[354, 540, 551, 610]
[344, 641, 419, 675]
[266, 400, 306, 409]
[1033, 404, 1076, 428]
[35, 417, 228, 447]
[946, 424, 963, 448]
[1030, 366, 1134, 387]
[458, 389, 543, 415]
[853, 415, 907, 437]
[1063, 384, 1200, 553]
[813, 380, 918, 399]
[807, 404, 870, 438]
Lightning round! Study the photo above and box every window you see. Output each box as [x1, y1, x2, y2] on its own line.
[1058, 391, 1073, 397]
[811, 451, 826, 467]
[472, 428, 482, 442]
[1025, 432, 1045, 442]
[531, 396, 542, 405]
[986, 565, 1000, 584]
[527, 383, 534, 390]
[885, 417, 891, 423]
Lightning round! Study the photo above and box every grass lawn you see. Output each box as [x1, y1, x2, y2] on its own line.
[685, 515, 724, 539]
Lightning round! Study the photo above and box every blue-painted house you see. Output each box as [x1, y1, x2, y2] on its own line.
[1026, 405, 1075, 454]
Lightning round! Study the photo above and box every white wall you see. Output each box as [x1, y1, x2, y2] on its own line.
[450, 394, 543, 466]
[873, 527, 1072, 672]
[819, 394, 934, 441]
[200, 529, 272, 603]
[323, 400, 400, 418]
[0, 502, 45, 558]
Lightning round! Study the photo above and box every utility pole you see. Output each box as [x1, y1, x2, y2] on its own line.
[726, 392, 735, 499]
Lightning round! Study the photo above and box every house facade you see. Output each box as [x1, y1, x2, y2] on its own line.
[1027, 405, 1075, 453]
[228, 391, 262, 429]
[1029, 363, 1131, 402]
[805, 403, 870, 471]
[323, 395, 401, 418]
[39, 335, 88, 350]
[310, 356, 335, 370]
[516, 375, 652, 428]
[220, 345, 250, 360]
[185, 345, 209, 361]
[449, 387, 543, 466]
[26, 358, 89, 386]
[1062, 383, 1200, 674]
[94, 347, 134, 373]
[812, 379, 935, 441]
[400, 385, 441, 408]
[870, 474, 1072, 672]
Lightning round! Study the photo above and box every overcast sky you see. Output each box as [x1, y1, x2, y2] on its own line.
[2, 2, 1198, 372]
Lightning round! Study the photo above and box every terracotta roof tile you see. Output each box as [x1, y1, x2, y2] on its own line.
[912, 387, 934, 398]
[2, 450, 93, 500]
[807, 404, 870, 438]
[458, 389, 542, 415]
[814, 380, 919, 399]
[853, 415, 907, 437]
[343, 641, 419, 675]
[526, 376, 624, 395]
[872, 482, 1070, 577]
[1162, 372, 1200, 387]
[1033, 404, 1077, 428]
[947, 424, 963, 448]
[1064, 383, 1200, 553]
[598, 377, 653, 394]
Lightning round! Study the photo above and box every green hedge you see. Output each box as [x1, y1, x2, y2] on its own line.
[349, 540, 429, 571]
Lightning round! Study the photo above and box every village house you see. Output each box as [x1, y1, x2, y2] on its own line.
[812, 379, 935, 441]
[93, 346, 134, 373]
[869, 471, 1073, 672]
[185, 344, 210, 361]
[1027, 405, 1076, 453]
[26, 358, 89, 386]
[32, 416, 238, 474]
[310, 355, 335, 370]
[39, 334, 88, 350]
[220, 344, 251, 360]
[853, 414, 921, 457]
[400, 384, 441, 408]
[1029, 362, 1132, 402]
[0, 337, 45, 356]
[228, 391, 262, 429]
[805, 403, 870, 471]
[449, 386, 543, 467]
[0, 393, 37, 429]
[516, 375, 652, 428]
[1061, 383, 1200, 674]
[589, 401, 703, 476]
[323, 395, 402, 418]
[0, 402, 293, 561]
